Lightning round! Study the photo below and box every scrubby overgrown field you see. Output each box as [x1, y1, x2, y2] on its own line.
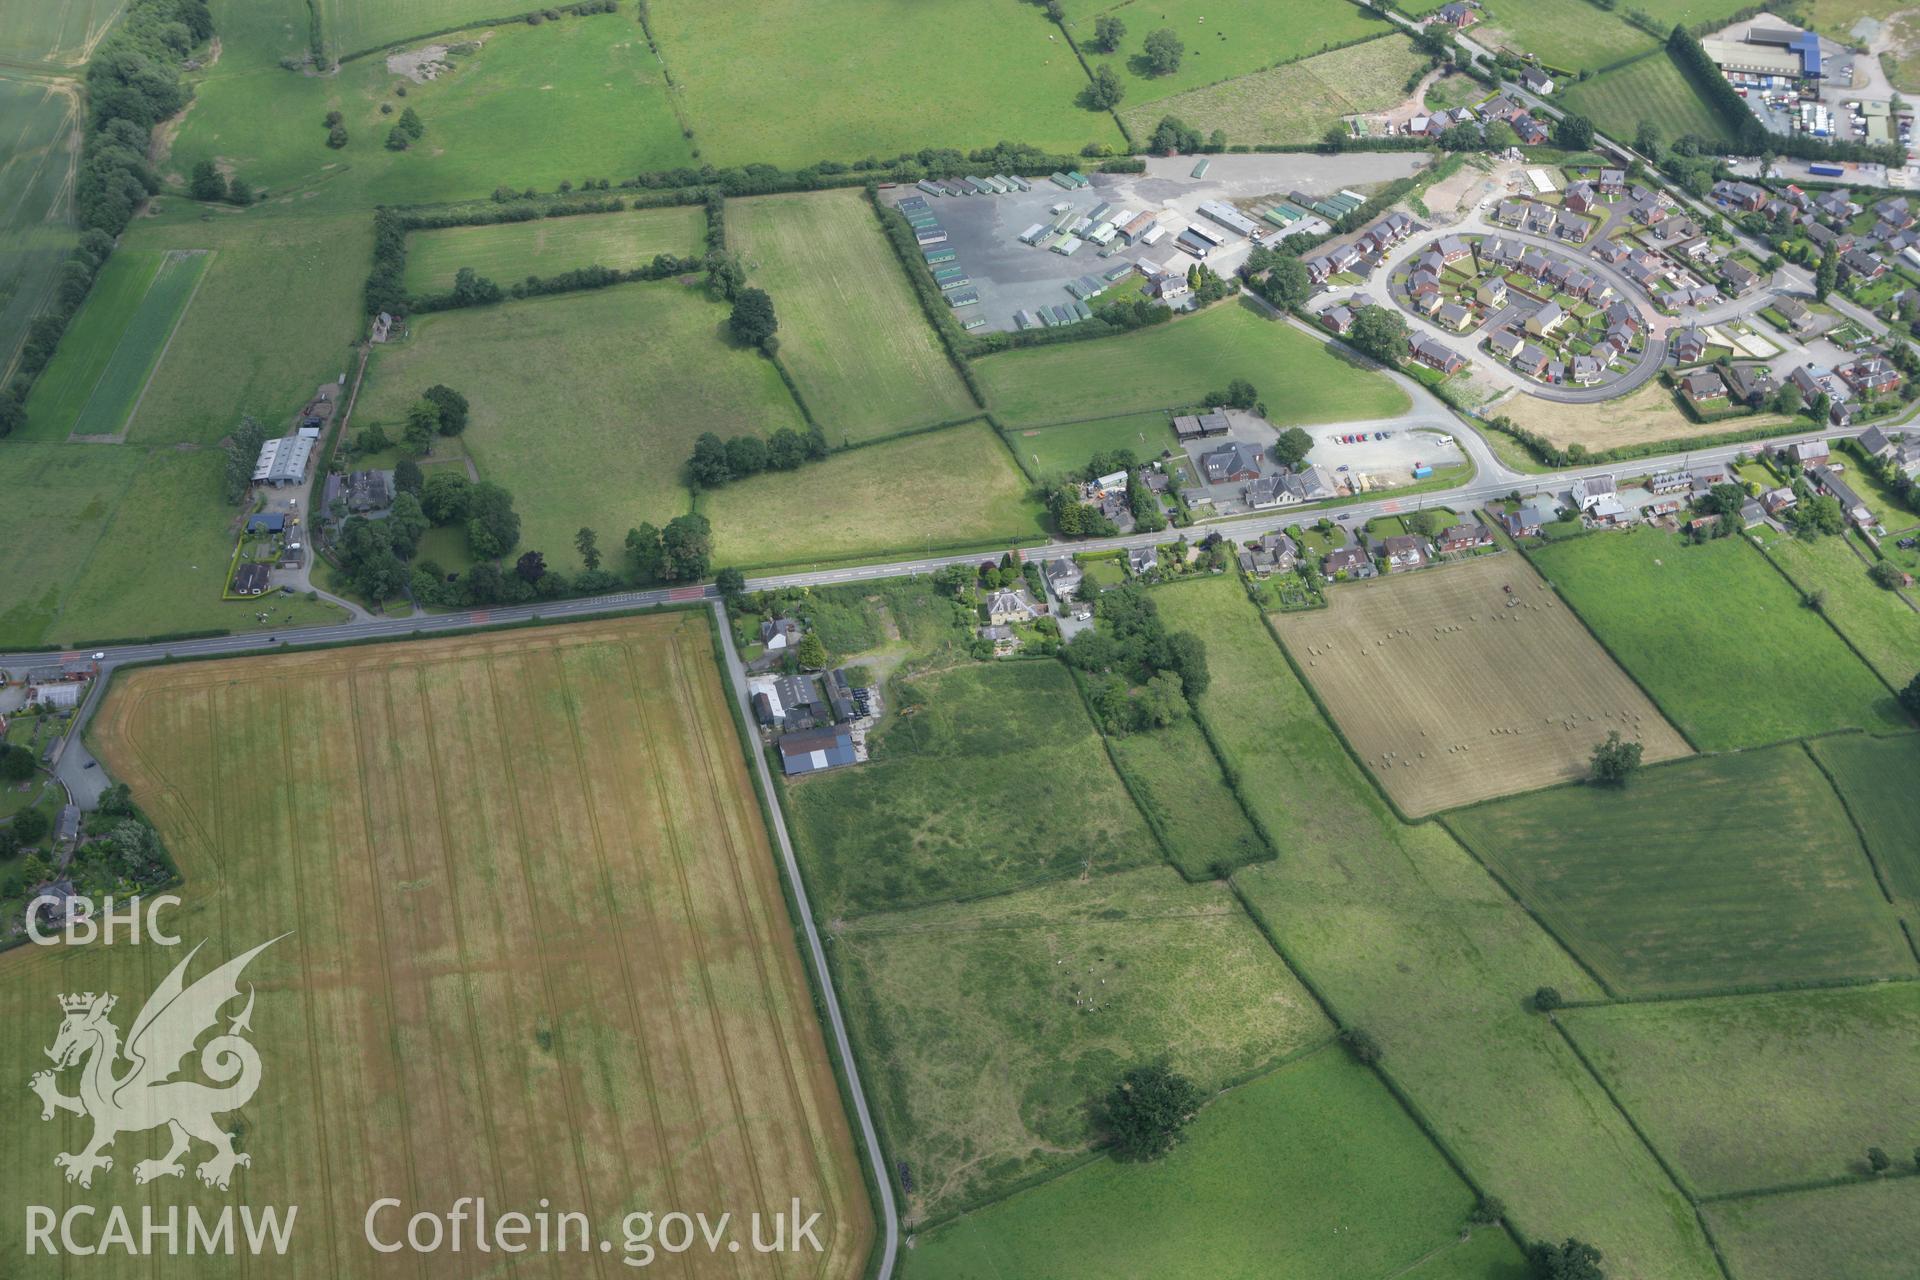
[402, 203, 707, 296]
[1274, 553, 1691, 816]
[4, 614, 874, 1278]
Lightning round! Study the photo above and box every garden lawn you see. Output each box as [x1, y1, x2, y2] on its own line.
[1558, 51, 1739, 146]
[402, 204, 707, 296]
[1704, 1178, 1920, 1280]
[1155, 575, 1724, 1280]
[168, 13, 692, 213]
[903, 1050, 1521, 1279]
[647, 0, 1123, 168]
[358, 280, 808, 558]
[974, 300, 1409, 428]
[1476, 0, 1658, 70]
[701, 421, 1045, 568]
[728, 190, 977, 443]
[784, 661, 1159, 918]
[1559, 984, 1920, 1197]
[838, 866, 1330, 1220]
[1527, 527, 1909, 747]
[0, 77, 80, 381]
[1446, 745, 1917, 995]
[1760, 530, 1920, 690]
[1812, 732, 1920, 909]
[1072, 0, 1388, 109]
[1005, 411, 1180, 482]
[1104, 715, 1269, 878]
[1118, 32, 1428, 143]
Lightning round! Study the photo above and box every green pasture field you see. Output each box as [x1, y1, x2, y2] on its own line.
[838, 865, 1331, 1220]
[1104, 716, 1269, 877]
[168, 13, 692, 213]
[1527, 527, 1910, 747]
[0, 0, 124, 65]
[0, 444, 344, 648]
[1117, 34, 1433, 144]
[1559, 984, 1920, 1196]
[1758, 530, 1920, 690]
[1558, 52, 1739, 145]
[1812, 732, 1920, 907]
[1005, 411, 1180, 482]
[785, 661, 1159, 918]
[1071, 0, 1390, 109]
[647, 0, 1124, 167]
[32, 249, 209, 440]
[701, 421, 1045, 568]
[0, 77, 80, 380]
[1704, 1177, 1920, 1280]
[319, 0, 539, 58]
[358, 279, 807, 557]
[904, 1049, 1523, 1280]
[728, 190, 977, 443]
[1477, 0, 1658, 69]
[1447, 745, 1917, 995]
[201, 0, 314, 71]
[1620, 0, 1772, 27]
[18, 250, 162, 440]
[1155, 575, 1724, 1280]
[974, 300, 1410, 428]
[93, 208, 374, 446]
[402, 203, 707, 296]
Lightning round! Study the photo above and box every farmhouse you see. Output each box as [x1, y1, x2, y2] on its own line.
[231, 563, 272, 595]
[762, 617, 804, 651]
[252, 436, 314, 487]
[778, 726, 857, 777]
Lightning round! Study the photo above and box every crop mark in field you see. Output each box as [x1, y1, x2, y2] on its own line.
[70, 248, 214, 443]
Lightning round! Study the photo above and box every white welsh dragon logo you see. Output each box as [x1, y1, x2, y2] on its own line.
[28, 935, 285, 1191]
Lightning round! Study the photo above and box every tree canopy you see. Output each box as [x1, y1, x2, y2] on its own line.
[1097, 1065, 1201, 1161]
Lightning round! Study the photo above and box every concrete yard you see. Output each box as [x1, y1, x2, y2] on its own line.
[882, 152, 1430, 332]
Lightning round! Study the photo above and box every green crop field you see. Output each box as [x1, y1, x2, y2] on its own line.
[11, 616, 876, 1280]
[1559, 52, 1739, 145]
[1759, 531, 1920, 690]
[168, 13, 692, 213]
[976, 300, 1410, 428]
[701, 421, 1045, 568]
[1005, 411, 1181, 482]
[318, 0, 540, 57]
[786, 661, 1160, 918]
[1478, 0, 1659, 69]
[1071, 0, 1389, 109]
[0, 444, 344, 649]
[1528, 528, 1910, 747]
[1448, 745, 1917, 995]
[402, 203, 707, 296]
[0, 77, 80, 380]
[837, 866, 1330, 1220]
[0, 0, 124, 65]
[647, 0, 1124, 167]
[1705, 1178, 1920, 1280]
[728, 190, 977, 443]
[87, 209, 374, 446]
[904, 1049, 1523, 1279]
[1104, 715, 1269, 878]
[1118, 33, 1430, 144]
[25, 249, 209, 440]
[1155, 575, 1725, 1280]
[359, 279, 808, 559]
[1812, 732, 1920, 907]
[1616, 0, 1761, 27]
[1560, 985, 1920, 1196]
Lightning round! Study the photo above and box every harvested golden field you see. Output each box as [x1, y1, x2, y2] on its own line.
[2, 613, 870, 1277]
[1272, 553, 1691, 816]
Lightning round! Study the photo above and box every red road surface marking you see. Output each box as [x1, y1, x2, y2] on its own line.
[668, 586, 705, 602]
[469, 611, 490, 624]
